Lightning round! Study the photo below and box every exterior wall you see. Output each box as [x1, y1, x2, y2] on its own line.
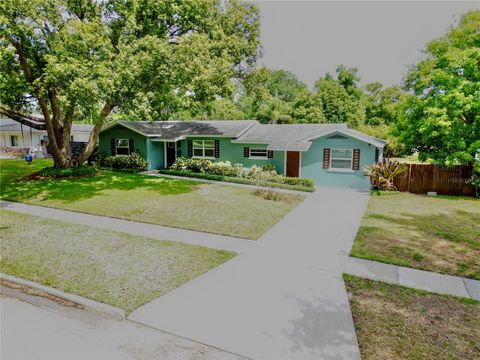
[301, 136, 376, 189]
[99, 125, 147, 158]
[176, 137, 284, 173]
[0, 132, 43, 148]
[1, 130, 90, 147]
[71, 132, 91, 142]
[146, 139, 165, 170]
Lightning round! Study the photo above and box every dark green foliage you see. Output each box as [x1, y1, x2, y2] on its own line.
[98, 153, 148, 172]
[397, 11, 480, 165]
[261, 163, 277, 172]
[37, 166, 97, 178]
[281, 177, 315, 188]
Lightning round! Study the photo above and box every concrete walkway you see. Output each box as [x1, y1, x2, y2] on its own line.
[0, 200, 253, 254]
[346, 257, 480, 301]
[130, 187, 370, 360]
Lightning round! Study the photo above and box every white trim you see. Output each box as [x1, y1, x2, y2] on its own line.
[192, 139, 215, 159]
[10, 135, 19, 147]
[192, 156, 216, 160]
[115, 138, 130, 155]
[283, 151, 287, 175]
[378, 147, 384, 162]
[231, 140, 270, 145]
[186, 135, 232, 138]
[299, 151, 302, 178]
[249, 148, 268, 160]
[308, 129, 387, 148]
[249, 157, 269, 161]
[327, 169, 354, 174]
[101, 121, 149, 137]
[163, 141, 167, 168]
[329, 148, 353, 171]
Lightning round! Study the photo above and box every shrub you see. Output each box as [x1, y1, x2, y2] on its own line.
[98, 152, 148, 172]
[37, 165, 97, 178]
[253, 189, 285, 201]
[281, 177, 315, 188]
[170, 157, 240, 177]
[363, 158, 407, 191]
[159, 169, 315, 192]
[261, 163, 277, 172]
[167, 157, 316, 191]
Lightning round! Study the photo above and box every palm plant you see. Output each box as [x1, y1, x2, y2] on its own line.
[363, 158, 407, 191]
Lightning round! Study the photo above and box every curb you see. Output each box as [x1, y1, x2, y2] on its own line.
[0, 272, 126, 318]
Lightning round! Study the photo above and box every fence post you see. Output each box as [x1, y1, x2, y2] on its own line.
[407, 163, 412, 193]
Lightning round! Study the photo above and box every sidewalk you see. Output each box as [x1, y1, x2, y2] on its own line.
[0, 200, 253, 254]
[345, 257, 480, 301]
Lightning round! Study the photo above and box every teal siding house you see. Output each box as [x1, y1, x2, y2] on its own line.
[99, 120, 387, 188]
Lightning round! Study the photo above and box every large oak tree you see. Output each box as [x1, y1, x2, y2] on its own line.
[397, 10, 480, 165]
[0, 0, 259, 167]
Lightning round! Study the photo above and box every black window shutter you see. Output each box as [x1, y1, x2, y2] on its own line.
[214, 140, 220, 158]
[323, 148, 330, 169]
[129, 139, 134, 154]
[267, 150, 273, 159]
[352, 149, 360, 170]
[111, 138, 116, 156]
[188, 140, 193, 157]
[243, 147, 249, 158]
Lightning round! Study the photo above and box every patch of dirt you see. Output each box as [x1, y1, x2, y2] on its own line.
[27, 172, 97, 181]
[346, 276, 480, 360]
[0, 279, 83, 309]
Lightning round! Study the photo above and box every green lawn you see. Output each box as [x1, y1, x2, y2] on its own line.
[0, 209, 235, 313]
[0, 159, 304, 239]
[345, 275, 480, 360]
[351, 192, 480, 279]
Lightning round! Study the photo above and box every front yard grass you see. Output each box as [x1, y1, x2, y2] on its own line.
[0, 159, 304, 239]
[351, 192, 480, 279]
[0, 210, 235, 314]
[344, 275, 480, 360]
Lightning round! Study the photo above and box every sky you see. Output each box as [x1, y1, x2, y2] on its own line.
[251, 1, 480, 88]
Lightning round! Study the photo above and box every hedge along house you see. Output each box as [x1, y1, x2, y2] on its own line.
[99, 120, 387, 188]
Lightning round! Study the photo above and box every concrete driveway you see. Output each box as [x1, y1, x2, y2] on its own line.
[130, 187, 370, 360]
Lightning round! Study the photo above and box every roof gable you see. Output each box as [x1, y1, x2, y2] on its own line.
[100, 120, 258, 139]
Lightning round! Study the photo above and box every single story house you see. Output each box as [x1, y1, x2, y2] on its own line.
[99, 120, 387, 188]
[0, 118, 93, 153]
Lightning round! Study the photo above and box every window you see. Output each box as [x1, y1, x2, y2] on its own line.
[10, 135, 19, 147]
[330, 149, 353, 169]
[115, 138, 130, 155]
[249, 148, 268, 159]
[70, 135, 74, 142]
[192, 140, 214, 159]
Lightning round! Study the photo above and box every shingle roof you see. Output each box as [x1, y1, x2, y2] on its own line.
[101, 120, 387, 149]
[103, 120, 258, 139]
[235, 123, 352, 151]
[235, 123, 387, 150]
[0, 118, 94, 133]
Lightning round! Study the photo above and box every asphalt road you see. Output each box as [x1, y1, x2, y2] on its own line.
[0, 284, 245, 360]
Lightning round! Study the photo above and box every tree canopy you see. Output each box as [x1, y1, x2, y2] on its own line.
[397, 10, 480, 164]
[0, 0, 260, 166]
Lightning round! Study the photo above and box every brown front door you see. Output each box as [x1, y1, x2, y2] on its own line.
[286, 151, 300, 177]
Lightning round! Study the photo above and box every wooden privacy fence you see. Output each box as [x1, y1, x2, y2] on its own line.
[393, 164, 476, 196]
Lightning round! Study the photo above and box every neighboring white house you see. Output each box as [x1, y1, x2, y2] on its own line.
[0, 118, 93, 151]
